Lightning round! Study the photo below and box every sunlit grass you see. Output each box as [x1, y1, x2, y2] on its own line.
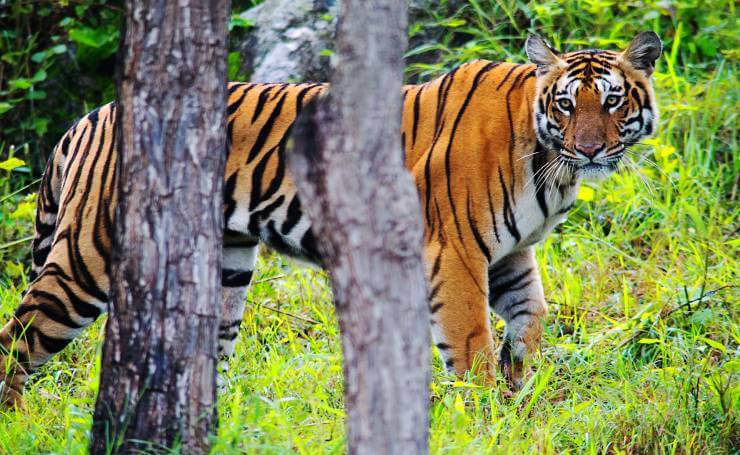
[0, 1, 738, 452]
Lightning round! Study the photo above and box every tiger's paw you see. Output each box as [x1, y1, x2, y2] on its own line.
[499, 338, 526, 392]
[0, 357, 27, 411]
[0, 376, 25, 411]
[0, 386, 24, 410]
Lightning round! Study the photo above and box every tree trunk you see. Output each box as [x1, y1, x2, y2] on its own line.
[287, 1, 430, 454]
[90, 1, 230, 453]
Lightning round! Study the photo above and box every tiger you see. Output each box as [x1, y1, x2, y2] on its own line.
[0, 32, 661, 407]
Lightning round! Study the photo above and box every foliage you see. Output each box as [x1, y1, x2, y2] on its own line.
[0, 0, 257, 273]
[0, 0, 738, 453]
[0, 0, 256, 174]
[406, 0, 737, 81]
[0, 1, 122, 171]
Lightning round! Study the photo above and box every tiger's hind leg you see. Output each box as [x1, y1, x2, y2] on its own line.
[1, 104, 116, 408]
[2, 152, 64, 405]
[0, 259, 108, 408]
[488, 247, 547, 390]
[217, 234, 259, 388]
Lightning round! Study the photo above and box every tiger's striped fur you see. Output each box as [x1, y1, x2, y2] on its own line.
[0, 33, 661, 406]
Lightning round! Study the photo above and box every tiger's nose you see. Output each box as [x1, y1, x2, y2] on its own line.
[574, 142, 605, 158]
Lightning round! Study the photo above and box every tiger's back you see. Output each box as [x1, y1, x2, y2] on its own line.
[1, 32, 662, 407]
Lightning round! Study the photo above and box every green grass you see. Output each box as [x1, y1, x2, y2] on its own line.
[0, 1, 738, 453]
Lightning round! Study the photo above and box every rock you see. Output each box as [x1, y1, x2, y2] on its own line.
[239, 0, 338, 82]
[238, 0, 463, 83]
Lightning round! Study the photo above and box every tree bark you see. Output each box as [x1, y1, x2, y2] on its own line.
[287, 1, 430, 454]
[90, 1, 230, 453]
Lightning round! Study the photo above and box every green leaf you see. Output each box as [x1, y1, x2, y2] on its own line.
[27, 90, 47, 100]
[32, 69, 47, 82]
[75, 4, 89, 17]
[8, 78, 32, 90]
[725, 359, 740, 373]
[699, 337, 727, 353]
[51, 44, 67, 54]
[228, 51, 242, 80]
[31, 51, 47, 63]
[0, 157, 26, 171]
[69, 27, 108, 48]
[32, 117, 50, 135]
[229, 15, 254, 31]
[440, 18, 466, 28]
[696, 35, 719, 57]
[10, 201, 35, 220]
[684, 205, 707, 235]
[5, 261, 25, 278]
[453, 393, 466, 416]
[688, 308, 713, 326]
[0, 102, 13, 115]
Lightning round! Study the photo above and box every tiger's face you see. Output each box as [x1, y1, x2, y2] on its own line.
[527, 32, 662, 178]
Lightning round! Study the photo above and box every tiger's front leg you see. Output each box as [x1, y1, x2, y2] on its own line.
[426, 241, 497, 380]
[489, 247, 547, 390]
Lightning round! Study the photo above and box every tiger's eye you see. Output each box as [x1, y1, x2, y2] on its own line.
[557, 99, 573, 111]
[605, 95, 621, 108]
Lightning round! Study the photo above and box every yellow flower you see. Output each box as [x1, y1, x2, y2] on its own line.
[0, 157, 25, 171]
[656, 144, 676, 159]
[577, 186, 595, 201]
[11, 201, 35, 219]
[453, 393, 466, 416]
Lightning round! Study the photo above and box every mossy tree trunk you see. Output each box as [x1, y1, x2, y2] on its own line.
[288, 1, 430, 453]
[90, 1, 230, 453]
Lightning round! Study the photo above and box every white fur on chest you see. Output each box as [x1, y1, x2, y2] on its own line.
[519, 182, 578, 248]
[491, 179, 579, 263]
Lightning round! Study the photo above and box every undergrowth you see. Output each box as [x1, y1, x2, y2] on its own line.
[0, 0, 737, 453]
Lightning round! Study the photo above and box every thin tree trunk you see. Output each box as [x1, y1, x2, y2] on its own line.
[288, 1, 430, 453]
[90, 1, 230, 453]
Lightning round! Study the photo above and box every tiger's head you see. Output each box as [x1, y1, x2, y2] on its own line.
[527, 32, 662, 178]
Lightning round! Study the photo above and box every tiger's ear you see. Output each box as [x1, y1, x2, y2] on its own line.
[622, 31, 662, 75]
[525, 35, 561, 73]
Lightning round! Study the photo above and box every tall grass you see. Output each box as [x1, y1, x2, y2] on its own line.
[0, 1, 737, 453]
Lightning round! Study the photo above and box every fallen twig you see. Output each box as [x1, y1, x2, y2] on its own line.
[0, 178, 42, 205]
[663, 284, 736, 318]
[253, 274, 287, 284]
[618, 284, 737, 348]
[0, 235, 34, 250]
[252, 300, 320, 325]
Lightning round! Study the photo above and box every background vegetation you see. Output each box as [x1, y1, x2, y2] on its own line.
[0, 0, 737, 452]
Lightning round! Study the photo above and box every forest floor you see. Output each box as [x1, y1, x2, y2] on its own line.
[1, 66, 737, 452]
[0, 2, 738, 453]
